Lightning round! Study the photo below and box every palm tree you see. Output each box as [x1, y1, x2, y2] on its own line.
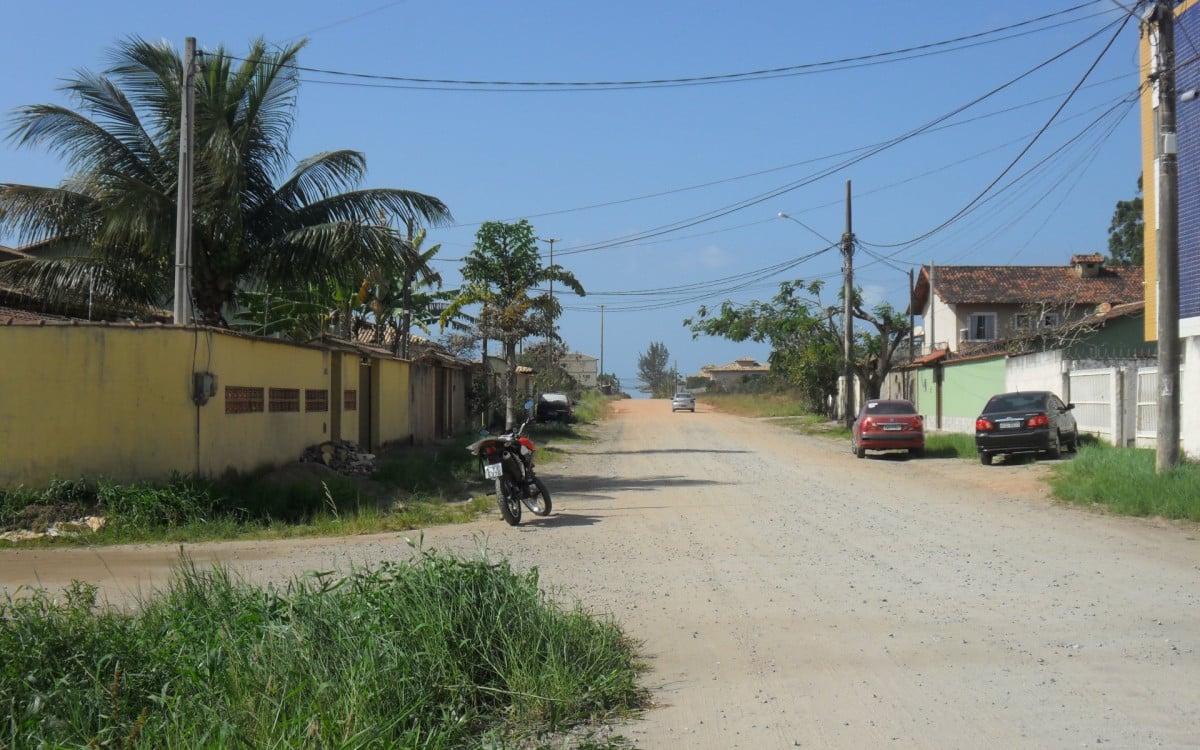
[441, 219, 584, 428]
[0, 36, 451, 324]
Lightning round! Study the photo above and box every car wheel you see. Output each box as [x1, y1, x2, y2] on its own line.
[1046, 432, 1061, 460]
[980, 452, 993, 466]
[1067, 431, 1078, 453]
[855, 441, 866, 459]
[910, 447, 925, 458]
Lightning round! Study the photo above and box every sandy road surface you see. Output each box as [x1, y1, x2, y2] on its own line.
[3, 399, 1200, 748]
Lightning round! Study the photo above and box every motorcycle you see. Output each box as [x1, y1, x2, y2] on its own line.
[466, 401, 552, 526]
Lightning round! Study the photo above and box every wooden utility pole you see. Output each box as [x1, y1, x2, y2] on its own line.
[173, 37, 196, 325]
[841, 180, 855, 428]
[1150, 2, 1181, 471]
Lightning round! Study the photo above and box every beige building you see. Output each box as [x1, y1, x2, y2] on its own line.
[698, 357, 770, 391]
[561, 352, 598, 389]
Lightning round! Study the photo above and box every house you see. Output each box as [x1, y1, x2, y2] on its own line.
[911, 255, 1144, 355]
[560, 352, 598, 389]
[698, 357, 770, 391]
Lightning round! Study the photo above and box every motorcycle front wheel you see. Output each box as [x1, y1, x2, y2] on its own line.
[521, 476, 552, 516]
[495, 476, 522, 525]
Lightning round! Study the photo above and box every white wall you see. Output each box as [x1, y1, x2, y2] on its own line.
[1006, 350, 1068, 396]
[1184, 336, 1199, 458]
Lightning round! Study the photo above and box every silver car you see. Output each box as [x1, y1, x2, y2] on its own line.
[671, 392, 696, 412]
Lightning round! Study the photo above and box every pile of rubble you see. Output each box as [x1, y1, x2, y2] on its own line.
[299, 440, 377, 476]
[0, 516, 105, 543]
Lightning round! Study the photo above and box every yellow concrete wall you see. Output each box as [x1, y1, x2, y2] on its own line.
[0, 326, 424, 488]
[196, 329, 333, 477]
[1, 325, 199, 486]
[375, 357, 411, 446]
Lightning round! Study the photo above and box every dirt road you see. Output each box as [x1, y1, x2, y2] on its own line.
[3, 399, 1199, 748]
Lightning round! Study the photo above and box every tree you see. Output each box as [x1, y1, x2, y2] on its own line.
[1107, 175, 1144, 267]
[637, 342, 674, 398]
[0, 37, 451, 324]
[597, 372, 621, 394]
[687, 279, 910, 413]
[440, 219, 584, 428]
[518, 339, 578, 395]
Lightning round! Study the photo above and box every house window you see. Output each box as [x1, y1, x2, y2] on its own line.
[1014, 313, 1032, 331]
[305, 389, 329, 413]
[968, 313, 996, 341]
[269, 388, 300, 413]
[1041, 312, 1061, 328]
[344, 389, 358, 411]
[225, 386, 264, 414]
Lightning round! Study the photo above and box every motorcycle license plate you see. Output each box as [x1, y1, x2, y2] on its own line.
[484, 462, 503, 479]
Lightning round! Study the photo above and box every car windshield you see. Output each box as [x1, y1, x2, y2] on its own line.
[863, 401, 915, 415]
[675, 393, 692, 399]
[984, 394, 1044, 413]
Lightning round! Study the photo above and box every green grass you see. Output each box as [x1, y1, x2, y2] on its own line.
[1048, 443, 1200, 520]
[0, 544, 647, 749]
[923, 431, 978, 458]
[0, 438, 499, 546]
[699, 390, 813, 418]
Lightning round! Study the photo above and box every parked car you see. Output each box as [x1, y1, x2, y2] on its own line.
[671, 391, 696, 412]
[536, 392, 574, 423]
[851, 399, 925, 458]
[974, 390, 1078, 465]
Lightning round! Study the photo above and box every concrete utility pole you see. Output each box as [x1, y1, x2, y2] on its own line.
[1150, 2, 1181, 472]
[600, 303, 605, 391]
[172, 37, 196, 325]
[842, 180, 856, 429]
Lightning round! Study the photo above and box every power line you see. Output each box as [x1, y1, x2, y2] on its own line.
[271, 3, 1112, 93]
[858, 10, 1136, 251]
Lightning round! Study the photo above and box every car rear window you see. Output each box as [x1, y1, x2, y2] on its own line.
[864, 401, 915, 415]
[984, 394, 1042, 413]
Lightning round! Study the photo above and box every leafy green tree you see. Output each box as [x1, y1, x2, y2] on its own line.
[637, 342, 674, 397]
[354, 225, 452, 355]
[518, 339, 578, 395]
[1107, 175, 1144, 267]
[687, 279, 910, 413]
[441, 219, 584, 428]
[0, 37, 451, 324]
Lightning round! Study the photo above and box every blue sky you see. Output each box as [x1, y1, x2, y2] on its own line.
[0, 1, 1145, 392]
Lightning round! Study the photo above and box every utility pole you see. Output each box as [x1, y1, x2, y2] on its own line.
[1150, 2, 1181, 472]
[599, 304, 605, 392]
[841, 180, 856, 429]
[908, 266, 915, 400]
[172, 36, 196, 325]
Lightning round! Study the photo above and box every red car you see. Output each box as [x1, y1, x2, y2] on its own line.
[851, 399, 925, 459]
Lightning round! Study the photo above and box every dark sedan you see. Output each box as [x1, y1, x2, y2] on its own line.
[851, 399, 925, 458]
[975, 390, 1078, 465]
[536, 393, 575, 423]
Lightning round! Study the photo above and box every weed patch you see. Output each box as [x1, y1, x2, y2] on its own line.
[0, 545, 647, 748]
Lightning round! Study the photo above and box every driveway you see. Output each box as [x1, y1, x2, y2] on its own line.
[2, 398, 1198, 748]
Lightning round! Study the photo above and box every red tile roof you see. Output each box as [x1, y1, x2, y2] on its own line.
[913, 264, 1144, 310]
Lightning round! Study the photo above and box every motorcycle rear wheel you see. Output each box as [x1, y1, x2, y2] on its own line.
[495, 476, 522, 525]
[522, 476, 552, 516]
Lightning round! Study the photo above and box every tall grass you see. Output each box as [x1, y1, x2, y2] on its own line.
[700, 390, 813, 418]
[1048, 444, 1200, 520]
[0, 546, 646, 748]
[0, 438, 497, 545]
